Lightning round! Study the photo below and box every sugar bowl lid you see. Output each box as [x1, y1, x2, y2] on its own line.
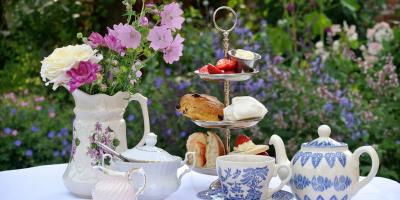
[121, 132, 178, 162]
[301, 125, 347, 149]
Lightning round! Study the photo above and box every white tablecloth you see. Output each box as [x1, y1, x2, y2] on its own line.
[0, 164, 399, 200]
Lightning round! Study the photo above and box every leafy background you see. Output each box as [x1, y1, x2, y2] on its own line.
[0, 0, 399, 181]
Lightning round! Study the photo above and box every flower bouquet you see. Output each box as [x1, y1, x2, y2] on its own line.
[38, 1, 185, 197]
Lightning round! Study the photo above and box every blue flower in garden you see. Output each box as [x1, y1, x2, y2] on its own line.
[60, 128, 68, 136]
[53, 150, 60, 157]
[339, 97, 352, 109]
[165, 68, 171, 76]
[164, 128, 172, 137]
[10, 108, 16, 115]
[311, 56, 323, 74]
[154, 77, 163, 89]
[62, 139, 69, 146]
[179, 131, 187, 138]
[127, 114, 135, 122]
[3, 127, 12, 135]
[175, 110, 182, 116]
[323, 102, 334, 113]
[47, 131, 55, 139]
[14, 140, 22, 147]
[147, 99, 152, 105]
[31, 125, 39, 133]
[61, 150, 67, 157]
[25, 149, 33, 157]
[341, 109, 355, 128]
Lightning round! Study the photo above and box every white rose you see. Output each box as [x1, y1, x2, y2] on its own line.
[40, 44, 102, 90]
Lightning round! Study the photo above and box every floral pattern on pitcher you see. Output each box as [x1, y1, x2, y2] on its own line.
[86, 122, 120, 165]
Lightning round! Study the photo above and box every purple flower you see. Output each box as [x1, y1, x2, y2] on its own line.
[47, 131, 55, 139]
[88, 32, 104, 48]
[339, 97, 352, 109]
[127, 114, 135, 122]
[180, 131, 187, 138]
[104, 33, 125, 55]
[175, 110, 182, 116]
[160, 2, 184, 30]
[287, 2, 295, 13]
[25, 149, 33, 157]
[165, 68, 172, 76]
[147, 26, 173, 50]
[323, 102, 334, 113]
[135, 70, 142, 78]
[31, 126, 39, 133]
[341, 109, 355, 128]
[147, 99, 152, 105]
[163, 34, 184, 64]
[62, 139, 69, 146]
[154, 77, 163, 88]
[67, 61, 100, 92]
[14, 140, 22, 147]
[139, 16, 149, 26]
[53, 150, 60, 157]
[272, 55, 284, 65]
[10, 108, 16, 115]
[60, 128, 69, 136]
[164, 128, 172, 137]
[3, 128, 12, 135]
[110, 23, 141, 49]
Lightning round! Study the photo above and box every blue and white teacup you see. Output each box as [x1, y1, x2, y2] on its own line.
[216, 155, 292, 200]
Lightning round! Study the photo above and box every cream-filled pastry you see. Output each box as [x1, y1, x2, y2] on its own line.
[231, 134, 269, 155]
[223, 96, 268, 121]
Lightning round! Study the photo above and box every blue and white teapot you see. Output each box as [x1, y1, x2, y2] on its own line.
[269, 125, 379, 200]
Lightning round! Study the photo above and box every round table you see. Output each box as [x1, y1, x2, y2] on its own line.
[0, 164, 399, 200]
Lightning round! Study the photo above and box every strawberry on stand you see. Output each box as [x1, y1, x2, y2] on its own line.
[231, 134, 269, 156]
[197, 58, 238, 74]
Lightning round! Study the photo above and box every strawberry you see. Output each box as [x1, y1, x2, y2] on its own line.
[216, 58, 237, 71]
[207, 63, 223, 74]
[224, 70, 236, 74]
[257, 151, 269, 156]
[199, 65, 209, 74]
[234, 134, 251, 147]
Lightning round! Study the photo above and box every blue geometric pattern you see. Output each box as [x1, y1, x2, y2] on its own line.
[218, 166, 269, 200]
[291, 174, 352, 192]
[303, 140, 347, 147]
[298, 195, 349, 200]
[293, 151, 347, 168]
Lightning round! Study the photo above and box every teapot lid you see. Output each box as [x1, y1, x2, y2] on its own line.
[121, 132, 178, 162]
[302, 125, 347, 148]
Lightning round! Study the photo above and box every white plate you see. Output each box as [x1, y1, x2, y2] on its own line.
[194, 70, 258, 82]
[192, 167, 217, 176]
[192, 117, 262, 129]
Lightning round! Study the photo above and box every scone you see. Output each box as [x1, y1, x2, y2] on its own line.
[177, 94, 224, 121]
[205, 131, 226, 168]
[186, 132, 207, 167]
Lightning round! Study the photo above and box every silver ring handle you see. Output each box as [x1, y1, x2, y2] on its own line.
[213, 6, 238, 33]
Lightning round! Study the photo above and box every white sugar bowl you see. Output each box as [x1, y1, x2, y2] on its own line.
[105, 132, 195, 200]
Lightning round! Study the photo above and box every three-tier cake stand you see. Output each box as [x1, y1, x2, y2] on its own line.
[183, 6, 264, 199]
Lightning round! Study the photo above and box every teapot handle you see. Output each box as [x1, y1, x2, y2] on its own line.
[129, 93, 150, 148]
[128, 167, 147, 197]
[266, 164, 292, 199]
[349, 146, 379, 197]
[178, 152, 196, 185]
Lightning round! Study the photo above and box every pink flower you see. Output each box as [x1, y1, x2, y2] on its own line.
[67, 61, 100, 92]
[147, 26, 173, 50]
[163, 34, 184, 64]
[88, 32, 104, 48]
[139, 17, 149, 26]
[104, 32, 125, 55]
[160, 2, 184, 30]
[367, 42, 382, 56]
[111, 23, 141, 49]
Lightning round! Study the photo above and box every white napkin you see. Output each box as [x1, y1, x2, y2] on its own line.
[223, 96, 268, 121]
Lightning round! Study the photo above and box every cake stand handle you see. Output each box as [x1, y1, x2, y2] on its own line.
[213, 6, 237, 57]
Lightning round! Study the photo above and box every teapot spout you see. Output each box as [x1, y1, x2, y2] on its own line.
[269, 135, 291, 179]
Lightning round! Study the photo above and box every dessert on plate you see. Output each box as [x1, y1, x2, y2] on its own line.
[230, 134, 269, 155]
[224, 96, 268, 121]
[177, 94, 224, 121]
[186, 131, 225, 168]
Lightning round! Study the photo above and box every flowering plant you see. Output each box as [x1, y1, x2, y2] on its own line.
[40, 1, 185, 95]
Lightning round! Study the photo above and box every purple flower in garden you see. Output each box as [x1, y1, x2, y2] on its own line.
[31, 126, 39, 133]
[104, 33, 125, 55]
[25, 149, 33, 157]
[47, 131, 55, 139]
[135, 70, 142, 78]
[175, 110, 182, 116]
[272, 55, 284, 65]
[180, 131, 187, 138]
[62, 140, 69, 146]
[34, 96, 45, 102]
[147, 99, 152, 105]
[164, 128, 172, 137]
[139, 16, 149, 26]
[110, 23, 141, 49]
[10, 108, 16, 115]
[14, 140, 22, 147]
[127, 114, 135, 122]
[67, 61, 100, 92]
[311, 56, 323, 74]
[88, 32, 104, 48]
[53, 150, 60, 157]
[3, 127, 12, 135]
[163, 34, 184, 64]
[160, 2, 184, 30]
[341, 109, 355, 128]
[147, 26, 173, 50]
[154, 77, 163, 88]
[339, 97, 352, 109]
[177, 80, 191, 90]
[165, 68, 172, 76]
[323, 102, 334, 113]
[287, 2, 295, 13]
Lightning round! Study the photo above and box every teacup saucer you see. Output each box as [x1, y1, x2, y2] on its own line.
[197, 189, 294, 200]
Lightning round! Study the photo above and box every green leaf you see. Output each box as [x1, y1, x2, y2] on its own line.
[267, 27, 292, 54]
[340, 0, 360, 12]
[304, 12, 332, 38]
